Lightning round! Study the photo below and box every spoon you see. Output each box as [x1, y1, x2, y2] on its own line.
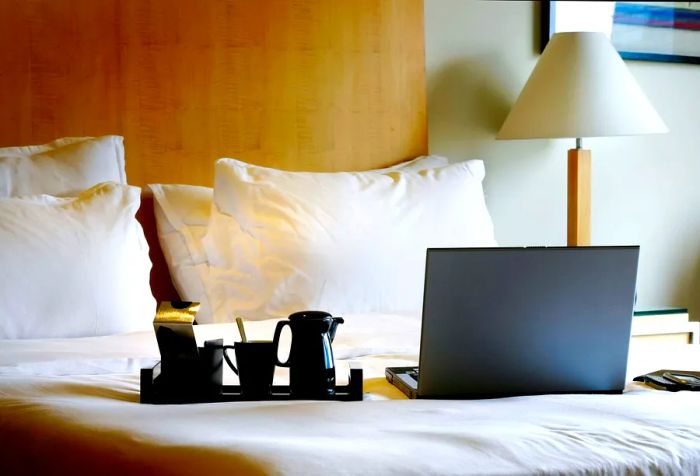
[236, 316, 248, 343]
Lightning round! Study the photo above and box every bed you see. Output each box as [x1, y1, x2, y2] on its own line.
[3, 319, 700, 475]
[2, 1, 700, 475]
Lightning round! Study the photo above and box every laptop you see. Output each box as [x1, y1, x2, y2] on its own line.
[386, 246, 640, 399]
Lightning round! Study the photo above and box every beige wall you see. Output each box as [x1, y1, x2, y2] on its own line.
[425, 0, 700, 316]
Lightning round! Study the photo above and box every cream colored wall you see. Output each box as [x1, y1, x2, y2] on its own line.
[425, 0, 700, 316]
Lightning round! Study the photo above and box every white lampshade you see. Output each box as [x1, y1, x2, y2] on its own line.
[497, 32, 668, 140]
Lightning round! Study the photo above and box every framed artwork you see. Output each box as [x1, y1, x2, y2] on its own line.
[542, 1, 700, 64]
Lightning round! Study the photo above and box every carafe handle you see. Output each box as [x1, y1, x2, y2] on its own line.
[273, 320, 291, 367]
[222, 345, 238, 375]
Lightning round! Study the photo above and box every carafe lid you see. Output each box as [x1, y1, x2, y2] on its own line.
[288, 311, 333, 321]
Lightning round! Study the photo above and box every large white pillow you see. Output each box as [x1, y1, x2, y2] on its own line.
[149, 155, 449, 323]
[0, 182, 156, 339]
[0, 136, 126, 197]
[204, 159, 497, 321]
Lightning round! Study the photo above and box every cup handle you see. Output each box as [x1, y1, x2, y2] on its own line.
[222, 345, 238, 375]
[273, 321, 291, 367]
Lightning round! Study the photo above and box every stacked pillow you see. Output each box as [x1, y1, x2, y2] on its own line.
[150, 155, 451, 322]
[0, 136, 126, 196]
[0, 136, 155, 339]
[0, 183, 155, 338]
[149, 183, 213, 318]
[205, 158, 497, 320]
[152, 155, 497, 322]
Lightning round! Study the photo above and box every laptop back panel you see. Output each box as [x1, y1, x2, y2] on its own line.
[417, 247, 639, 398]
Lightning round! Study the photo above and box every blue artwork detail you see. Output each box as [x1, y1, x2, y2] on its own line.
[614, 3, 700, 31]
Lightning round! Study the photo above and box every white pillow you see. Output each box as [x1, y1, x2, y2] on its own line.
[204, 159, 497, 321]
[0, 136, 126, 197]
[149, 155, 449, 323]
[0, 182, 156, 339]
[149, 183, 213, 318]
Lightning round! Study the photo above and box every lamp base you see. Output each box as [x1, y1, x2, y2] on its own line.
[567, 148, 591, 246]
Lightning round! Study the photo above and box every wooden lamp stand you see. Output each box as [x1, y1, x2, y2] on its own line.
[567, 138, 591, 246]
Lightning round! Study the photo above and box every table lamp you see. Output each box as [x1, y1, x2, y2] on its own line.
[497, 31, 668, 246]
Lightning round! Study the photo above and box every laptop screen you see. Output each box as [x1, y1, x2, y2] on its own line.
[417, 246, 639, 398]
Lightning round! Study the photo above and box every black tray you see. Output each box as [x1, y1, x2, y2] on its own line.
[140, 361, 363, 404]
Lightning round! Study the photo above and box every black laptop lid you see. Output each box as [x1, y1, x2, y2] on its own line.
[418, 247, 640, 398]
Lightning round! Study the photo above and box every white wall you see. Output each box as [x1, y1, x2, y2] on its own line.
[424, 0, 700, 316]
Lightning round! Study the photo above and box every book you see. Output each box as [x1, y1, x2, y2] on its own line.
[632, 308, 689, 327]
[631, 308, 697, 343]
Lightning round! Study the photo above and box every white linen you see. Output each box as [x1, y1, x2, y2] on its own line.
[205, 159, 497, 321]
[1, 315, 700, 476]
[0, 182, 156, 339]
[0, 136, 126, 197]
[149, 156, 449, 323]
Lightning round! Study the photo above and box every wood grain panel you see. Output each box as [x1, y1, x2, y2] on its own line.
[0, 0, 427, 185]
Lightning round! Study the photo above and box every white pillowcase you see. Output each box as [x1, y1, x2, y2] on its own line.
[0, 182, 156, 339]
[149, 183, 214, 318]
[149, 155, 449, 323]
[0, 136, 126, 197]
[204, 158, 497, 321]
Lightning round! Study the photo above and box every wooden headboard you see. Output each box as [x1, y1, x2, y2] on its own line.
[0, 0, 427, 299]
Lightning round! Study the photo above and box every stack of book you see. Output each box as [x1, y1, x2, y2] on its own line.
[631, 308, 699, 344]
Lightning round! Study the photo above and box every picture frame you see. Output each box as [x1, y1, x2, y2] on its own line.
[541, 1, 700, 65]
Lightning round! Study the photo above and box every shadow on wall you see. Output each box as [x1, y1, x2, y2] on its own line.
[672, 248, 700, 322]
[691, 255, 700, 322]
[427, 56, 566, 246]
[427, 57, 513, 155]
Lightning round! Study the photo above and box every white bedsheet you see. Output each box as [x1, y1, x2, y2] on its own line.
[1, 313, 700, 475]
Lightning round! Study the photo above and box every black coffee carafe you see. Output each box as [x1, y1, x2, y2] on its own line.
[273, 311, 344, 398]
